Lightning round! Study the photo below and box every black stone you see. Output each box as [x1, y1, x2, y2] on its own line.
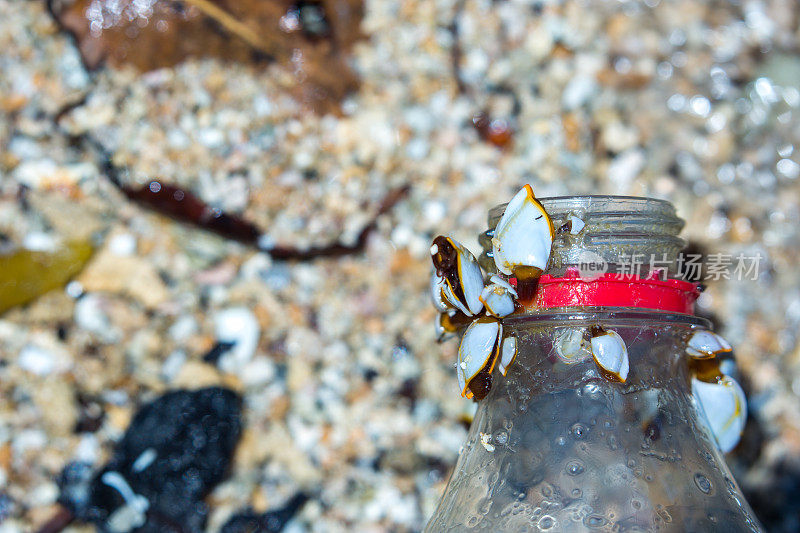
[60, 387, 242, 533]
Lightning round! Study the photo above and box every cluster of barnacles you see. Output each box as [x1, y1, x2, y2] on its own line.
[429, 185, 747, 453]
[429, 184, 628, 400]
[429, 185, 552, 400]
[429, 185, 632, 400]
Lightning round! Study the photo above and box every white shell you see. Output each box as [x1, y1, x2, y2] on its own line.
[492, 185, 554, 276]
[498, 336, 518, 376]
[686, 330, 733, 359]
[214, 307, 260, 372]
[480, 432, 496, 452]
[692, 375, 747, 453]
[430, 272, 450, 313]
[590, 329, 629, 382]
[457, 318, 501, 397]
[437, 238, 485, 316]
[555, 328, 588, 363]
[480, 275, 518, 318]
[568, 214, 585, 235]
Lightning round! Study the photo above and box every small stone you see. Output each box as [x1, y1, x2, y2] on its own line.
[562, 75, 598, 111]
[18, 344, 63, 376]
[78, 248, 169, 309]
[74, 293, 120, 342]
[601, 122, 640, 153]
[607, 149, 645, 192]
[32, 377, 78, 437]
[108, 232, 137, 257]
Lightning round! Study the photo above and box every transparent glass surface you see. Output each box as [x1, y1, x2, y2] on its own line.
[426, 311, 763, 532]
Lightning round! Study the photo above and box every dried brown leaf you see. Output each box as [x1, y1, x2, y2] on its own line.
[48, 0, 364, 113]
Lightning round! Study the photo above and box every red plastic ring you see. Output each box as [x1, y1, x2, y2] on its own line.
[511, 268, 700, 314]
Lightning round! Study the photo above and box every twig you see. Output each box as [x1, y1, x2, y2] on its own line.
[175, 0, 276, 56]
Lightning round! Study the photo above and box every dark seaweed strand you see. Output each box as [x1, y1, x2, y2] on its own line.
[265, 184, 411, 260]
[54, 108, 410, 260]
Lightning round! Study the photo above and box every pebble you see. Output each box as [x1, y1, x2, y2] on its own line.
[607, 149, 646, 192]
[74, 293, 119, 342]
[21, 231, 59, 253]
[18, 344, 60, 376]
[214, 307, 261, 373]
[562, 74, 598, 111]
[77, 248, 169, 309]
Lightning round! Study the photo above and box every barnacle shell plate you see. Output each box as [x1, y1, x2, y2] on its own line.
[480, 275, 517, 318]
[492, 184, 555, 276]
[429, 271, 450, 313]
[568, 214, 585, 235]
[498, 336, 517, 376]
[435, 238, 485, 316]
[457, 318, 501, 397]
[590, 330, 629, 382]
[686, 330, 733, 359]
[555, 328, 588, 363]
[692, 375, 747, 453]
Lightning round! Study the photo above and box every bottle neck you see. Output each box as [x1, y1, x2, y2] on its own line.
[502, 311, 710, 390]
[480, 196, 699, 313]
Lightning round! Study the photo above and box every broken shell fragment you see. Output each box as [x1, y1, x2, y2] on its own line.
[589, 327, 629, 382]
[567, 215, 585, 235]
[457, 317, 502, 400]
[559, 214, 586, 235]
[686, 330, 733, 359]
[480, 432, 496, 452]
[692, 375, 747, 453]
[555, 328, 588, 364]
[479, 275, 518, 318]
[429, 271, 450, 313]
[498, 336, 518, 376]
[431, 236, 485, 316]
[491, 184, 555, 277]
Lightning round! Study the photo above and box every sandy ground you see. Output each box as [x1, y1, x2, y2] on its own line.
[1, 0, 799, 531]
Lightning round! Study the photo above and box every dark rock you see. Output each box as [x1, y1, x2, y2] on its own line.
[59, 387, 242, 533]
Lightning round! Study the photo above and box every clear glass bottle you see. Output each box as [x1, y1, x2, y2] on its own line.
[426, 196, 762, 532]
